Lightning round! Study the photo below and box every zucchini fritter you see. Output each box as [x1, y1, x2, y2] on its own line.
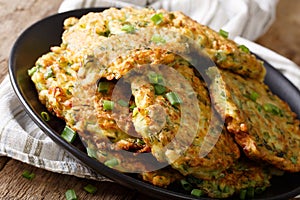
[126, 50, 240, 180]
[207, 66, 300, 172]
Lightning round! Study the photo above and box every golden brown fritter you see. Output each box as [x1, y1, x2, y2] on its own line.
[126, 50, 240, 180]
[207, 66, 300, 172]
[62, 7, 265, 81]
[189, 159, 272, 199]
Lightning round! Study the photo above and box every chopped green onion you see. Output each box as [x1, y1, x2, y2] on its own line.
[117, 99, 128, 107]
[87, 147, 97, 159]
[104, 158, 119, 168]
[61, 125, 77, 143]
[191, 189, 204, 197]
[255, 186, 267, 194]
[148, 72, 164, 84]
[103, 100, 114, 111]
[121, 24, 135, 33]
[263, 103, 282, 116]
[249, 91, 259, 102]
[65, 189, 77, 200]
[44, 68, 54, 79]
[215, 51, 227, 63]
[28, 66, 38, 76]
[247, 187, 255, 198]
[98, 81, 110, 93]
[41, 111, 50, 121]
[239, 189, 247, 200]
[154, 84, 166, 95]
[238, 44, 250, 53]
[151, 34, 166, 44]
[129, 103, 136, 111]
[83, 184, 97, 194]
[219, 29, 229, 38]
[180, 180, 193, 191]
[151, 13, 163, 25]
[22, 170, 35, 180]
[291, 156, 298, 164]
[166, 92, 182, 105]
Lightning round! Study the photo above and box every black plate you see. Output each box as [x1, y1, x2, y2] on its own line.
[9, 8, 300, 200]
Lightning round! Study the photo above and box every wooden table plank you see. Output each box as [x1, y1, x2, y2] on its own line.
[0, 159, 137, 200]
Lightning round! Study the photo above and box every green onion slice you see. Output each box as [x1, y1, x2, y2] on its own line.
[83, 184, 98, 194]
[28, 66, 38, 76]
[65, 189, 77, 200]
[238, 44, 250, 53]
[151, 13, 163, 25]
[22, 170, 35, 180]
[121, 24, 135, 33]
[154, 84, 166, 95]
[249, 91, 259, 102]
[263, 103, 282, 115]
[151, 34, 166, 44]
[87, 148, 97, 159]
[61, 125, 77, 143]
[41, 111, 50, 121]
[219, 29, 229, 38]
[166, 92, 182, 105]
[103, 100, 114, 111]
[191, 189, 204, 197]
[104, 158, 119, 168]
[44, 68, 54, 79]
[180, 180, 193, 191]
[148, 72, 164, 84]
[98, 81, 110, 93]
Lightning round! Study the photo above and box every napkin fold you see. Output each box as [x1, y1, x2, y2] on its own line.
[2, 0, 300, 187]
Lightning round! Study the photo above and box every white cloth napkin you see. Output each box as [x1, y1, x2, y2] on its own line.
[1, 0, 300, 193]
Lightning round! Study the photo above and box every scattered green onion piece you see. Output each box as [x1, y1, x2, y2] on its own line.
[28, 66, 38, 76]
[151, 34, 166, 44]
[121, 24, 135, 33]
[180, 180, 193, 191]
[166, 92, 182, 105]
[154, 84, 166, 95]
[98, 82, 110, 93]
[44, 68, 54, 79]
[41, 111, 50, 121]
[239, 189, 247, 200]
[87, 147, 97, 159]
[129, 103, 136, 111]
[104, 158, 119, 168]
[255, 186, 267, 194]
[61, 125, 77, 143]
[151, 13, 163, 25]
[291, 156, 298, 164]
[65, 189, 77, 200]
[22, 170, 35, 180]
[83, 184, 97, 194]
[247, 187, 255, 198]
[117, 99, 128, 107]
[238, 44, 250, 53]
[263, 103, 282, 115]
[249, 91, 259, 102]
[103, 100, 114, 111]
[148, 72, 164, 84]
[215, 51, 227, 63]
[219, 29, 229, 38]
[191, 189, 204, 197]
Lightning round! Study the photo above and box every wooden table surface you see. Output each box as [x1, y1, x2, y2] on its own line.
[0, 0, 299, 199]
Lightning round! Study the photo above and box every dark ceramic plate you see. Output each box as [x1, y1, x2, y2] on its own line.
[8, 8, 300, 200]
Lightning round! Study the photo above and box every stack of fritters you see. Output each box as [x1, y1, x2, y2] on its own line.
[29, 7, 300, 199]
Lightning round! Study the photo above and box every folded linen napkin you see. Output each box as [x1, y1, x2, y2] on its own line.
[2, 0, 300, 190]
